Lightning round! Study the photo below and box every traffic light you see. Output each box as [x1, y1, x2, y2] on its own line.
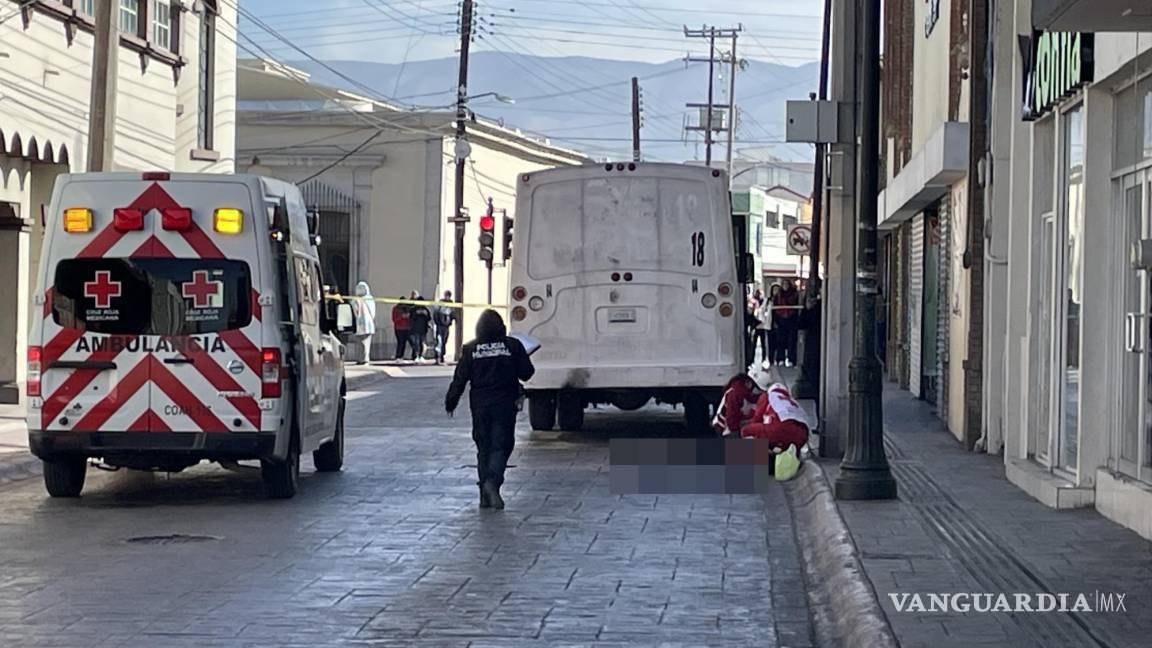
[478, 200, 495, 267]
[502, 216, 514, 261]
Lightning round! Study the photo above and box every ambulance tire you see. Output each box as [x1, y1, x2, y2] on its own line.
[42, 457, 87, 498]
[528, 394, 556, 431]
[556, 393, 584, 432]
[683, 392, 711, 437]
[262, 435, 300, 499]
[313, 397, 345, 472]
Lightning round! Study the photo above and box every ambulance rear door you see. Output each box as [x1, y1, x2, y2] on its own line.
[142, 179, 266, 435]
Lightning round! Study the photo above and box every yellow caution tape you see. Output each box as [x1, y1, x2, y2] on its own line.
[325, 294, 507, 310]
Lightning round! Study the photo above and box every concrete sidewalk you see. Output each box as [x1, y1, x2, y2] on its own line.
[822, 386, 1152, 647]
[0, 402, 37, 485]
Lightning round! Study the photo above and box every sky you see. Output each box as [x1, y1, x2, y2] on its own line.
[236, 0, 825, 68]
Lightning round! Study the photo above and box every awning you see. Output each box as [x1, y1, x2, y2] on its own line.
[878, 122, 969, 230]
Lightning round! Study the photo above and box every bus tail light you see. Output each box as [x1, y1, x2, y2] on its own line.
[63, 208, 92, 233]
[528, 296, 544, 311]
[718, 303, 734, 317]
[701, 293, 717, 309]
[718, 283, 733, 297]
[511, 306, 528, 322]
[261, 348, 282, 398]
[512, 286, 527, 302]
[27, 346, 41, 397]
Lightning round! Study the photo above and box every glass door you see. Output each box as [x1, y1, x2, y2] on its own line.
[1030, 212, 1058, 466]
[1120, 172, 1152, 482]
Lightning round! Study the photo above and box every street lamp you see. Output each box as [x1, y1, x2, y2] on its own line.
[465, 92, 515, 104]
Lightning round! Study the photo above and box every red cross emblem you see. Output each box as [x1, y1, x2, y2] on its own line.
[83, 271, 122, 309]
[182, 270, 223, 309]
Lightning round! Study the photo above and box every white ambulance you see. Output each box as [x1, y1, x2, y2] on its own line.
[26, 172, 355, 499]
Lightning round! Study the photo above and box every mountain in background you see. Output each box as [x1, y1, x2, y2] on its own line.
[288, 52, 819, 163]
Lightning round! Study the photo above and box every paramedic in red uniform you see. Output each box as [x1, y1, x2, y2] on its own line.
[445, 309, 535, 510]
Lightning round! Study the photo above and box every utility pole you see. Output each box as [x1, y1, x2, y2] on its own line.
[86, 0, 119, 171]
[724, 31, 739, 181]
[793, 0, 833, 400]
[684, 26, 742, 169]
[452, 0, 475, 358]
[631, 77, 642, 162]
[834, 0, 897, 500]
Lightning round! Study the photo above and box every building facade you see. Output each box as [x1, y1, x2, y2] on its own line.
[0, 0, 237, 402]
[235, 60, 588, 361]
[985, 1, 1152, 538]
[864, 0, 983, 444]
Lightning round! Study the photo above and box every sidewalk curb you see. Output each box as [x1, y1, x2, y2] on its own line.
[783, 459, 898, 648]
[0, 452, 40, 487]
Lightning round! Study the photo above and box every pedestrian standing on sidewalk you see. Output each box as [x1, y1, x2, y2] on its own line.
[760, 284, 780, 367]
[391, 298, 412, 361]
[773, 279, 801, 366]
[445, 309, 535, 510]
[433, 290, 457, 364]
[350, 281, 377, 364]
[408, 290, 433, 362]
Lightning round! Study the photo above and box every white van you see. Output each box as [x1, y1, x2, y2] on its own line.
[26, 172, 354, 499]
[508, 162, 754, 433]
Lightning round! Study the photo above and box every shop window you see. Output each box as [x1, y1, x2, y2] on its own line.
[1114, 74, 1152, 170]
[1060, 105, 1085, 472]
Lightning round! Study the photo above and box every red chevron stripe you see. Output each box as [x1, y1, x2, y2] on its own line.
[150, 358, 228, 432]
[180, 222, 225, 259]
[41, 328, 83, 366]
[72, 358, 150, 431]
[172, 338, 261, 429]
[219, 330, 262, 375]
[41, 342, 128, 429]
[126, 409, 171, 433]
[76, 223, 125, 259]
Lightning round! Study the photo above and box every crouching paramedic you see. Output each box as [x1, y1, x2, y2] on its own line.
[445, 309, 535, 509]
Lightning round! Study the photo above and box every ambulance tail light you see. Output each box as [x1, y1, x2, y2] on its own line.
[63, 208, 92, 233]
[261, 348, 282, 398]
[512, 286, 527, 302]
[718, 283, 733, 297]
[161, 207, 192, 231]
[27, 346, 41, 397]
[214, 208, 244, 234]
[113, 208, 144, 232]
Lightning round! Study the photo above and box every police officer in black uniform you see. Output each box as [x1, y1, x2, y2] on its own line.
[445, 309, 535, 509]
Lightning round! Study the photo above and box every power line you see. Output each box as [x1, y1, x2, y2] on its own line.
[494, 0, 820, 21]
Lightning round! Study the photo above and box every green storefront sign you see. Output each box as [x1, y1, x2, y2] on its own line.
[1022, 31, 1094, 121]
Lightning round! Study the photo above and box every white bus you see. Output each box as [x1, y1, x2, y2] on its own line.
[508, 162, 754, 433]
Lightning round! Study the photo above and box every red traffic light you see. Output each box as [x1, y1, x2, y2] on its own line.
[479, 215, 495, 231]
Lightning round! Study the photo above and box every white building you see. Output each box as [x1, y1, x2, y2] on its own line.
[235, 60, 588, 360]
[0, 0, 237, 402]
[986, 1, 1152, 538]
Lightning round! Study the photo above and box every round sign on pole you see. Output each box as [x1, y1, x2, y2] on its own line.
[787, 224, 812, 256]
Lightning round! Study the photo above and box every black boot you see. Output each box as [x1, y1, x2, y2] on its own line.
[478, 482, 491, 508]
[482, 481, 504, 510]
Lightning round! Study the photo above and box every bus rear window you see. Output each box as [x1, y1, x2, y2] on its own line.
[52, 259, 253, 335]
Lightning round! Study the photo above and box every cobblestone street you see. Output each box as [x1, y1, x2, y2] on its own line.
[0, 370, 813, 647]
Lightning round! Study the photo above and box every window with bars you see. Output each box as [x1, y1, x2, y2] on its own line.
[118, 0, 138, 35]
[151, 0, 171, 49]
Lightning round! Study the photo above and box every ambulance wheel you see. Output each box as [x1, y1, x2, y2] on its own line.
[43, 457, 86, 498]
[683, 392, 711, 437]
[556, 393, 584, 432]
[262, 437, 300, 499]
[528, 394, 556, 431]
[313, 398, 345, 472]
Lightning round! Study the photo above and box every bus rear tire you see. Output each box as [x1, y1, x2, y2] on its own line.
[528, 394, 556, 431]
[683, 392, 712, 436]
[43, 457, 86, 498]
[557, 393, 584, 432]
